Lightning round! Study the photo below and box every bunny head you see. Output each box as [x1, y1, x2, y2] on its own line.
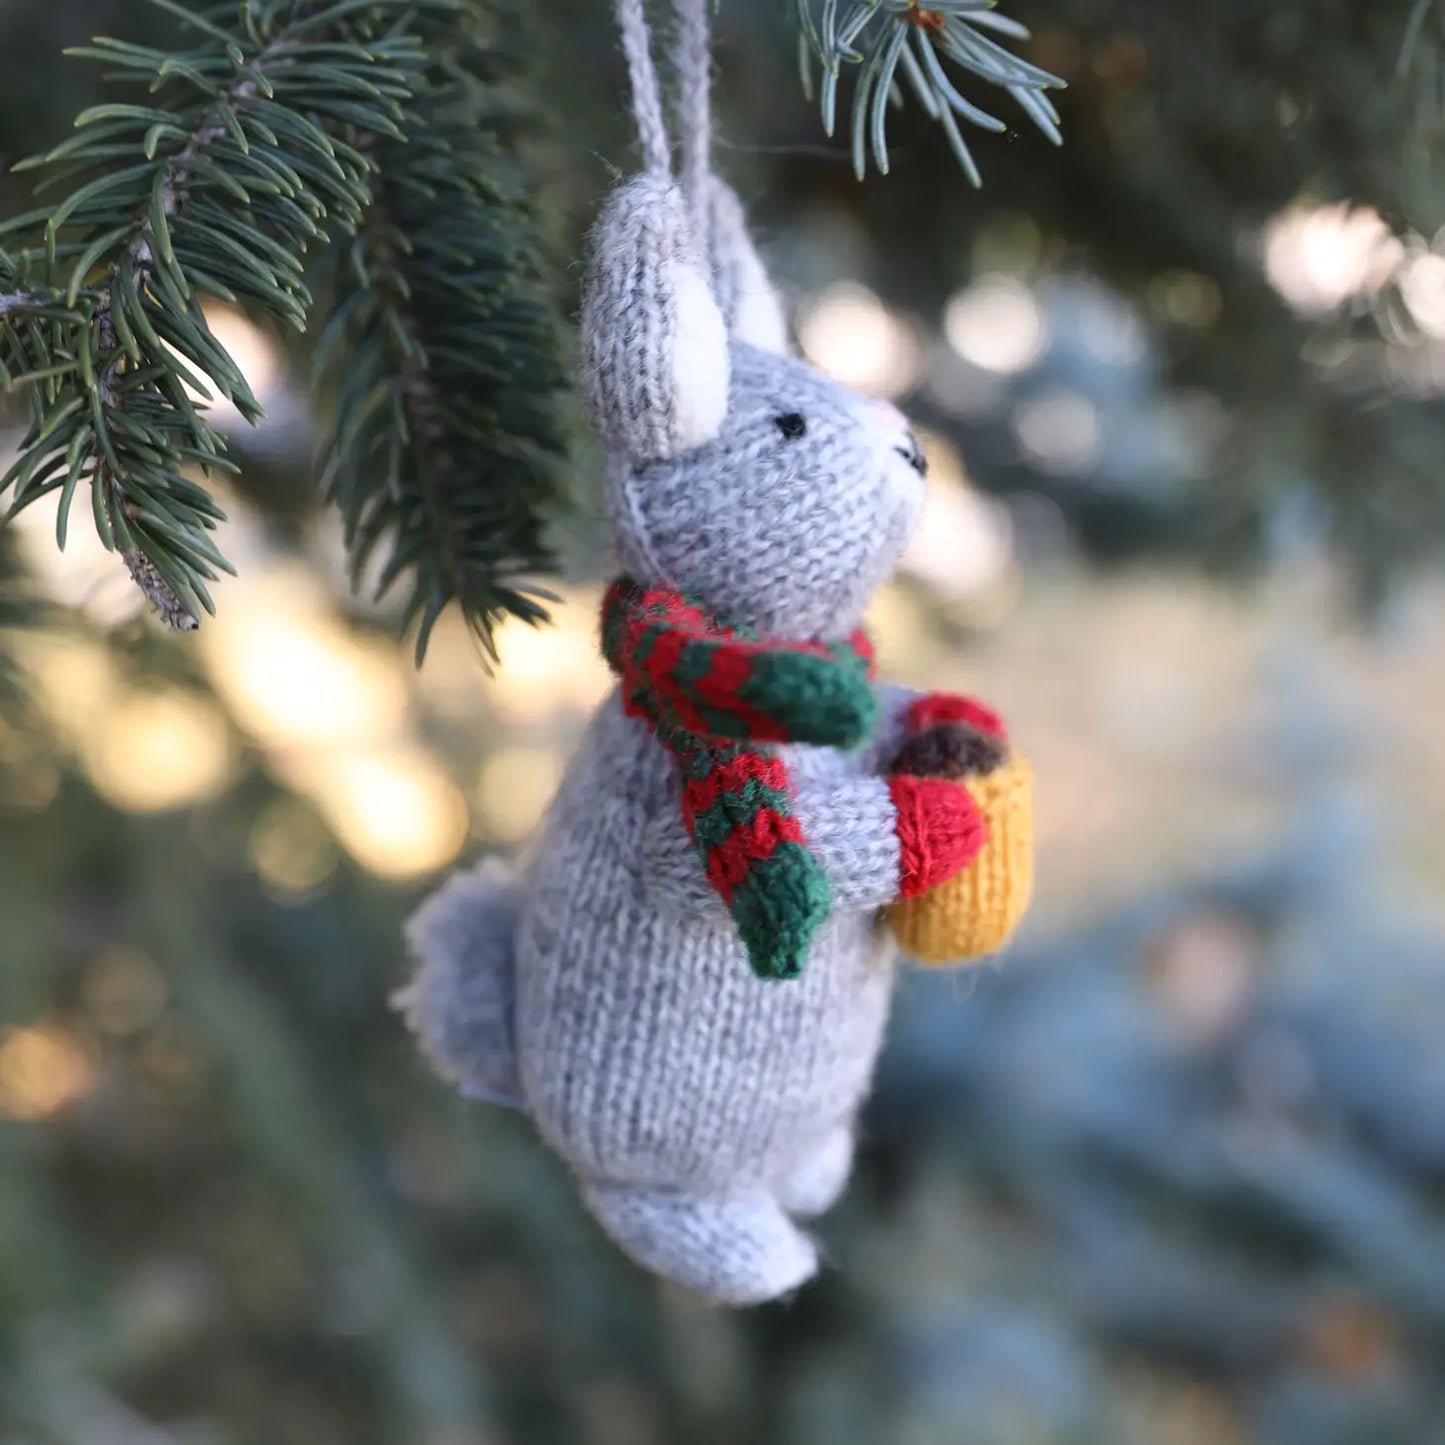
[581, 174, 928, 642]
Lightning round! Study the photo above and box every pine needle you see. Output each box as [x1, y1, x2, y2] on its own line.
[0, 0, 567, 648]
[791, 0, 1066, 183]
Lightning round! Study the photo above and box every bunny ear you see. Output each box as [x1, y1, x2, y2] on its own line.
[705, 179, 790, 356]
[580, 174, 730, 462]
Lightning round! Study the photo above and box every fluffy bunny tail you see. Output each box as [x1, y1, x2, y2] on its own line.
[395, 858, 523, 1109]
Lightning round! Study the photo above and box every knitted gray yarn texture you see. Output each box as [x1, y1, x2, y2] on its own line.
[401, 0, 967, 1306]
[398, 168, 967, 1306]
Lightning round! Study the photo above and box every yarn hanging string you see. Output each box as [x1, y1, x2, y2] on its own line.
[672, 0, 713, 241]
[614, 0, 671, 176]
[601, 578, 879, 980]
[612, 0, 717, 238]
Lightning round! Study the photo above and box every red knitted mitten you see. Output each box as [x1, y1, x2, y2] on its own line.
[887, 776, 989, 899]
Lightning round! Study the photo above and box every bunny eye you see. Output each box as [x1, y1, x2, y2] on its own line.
[773, 412, 807, 441]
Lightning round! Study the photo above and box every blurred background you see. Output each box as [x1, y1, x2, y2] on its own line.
[4, 2, 1445, 1442]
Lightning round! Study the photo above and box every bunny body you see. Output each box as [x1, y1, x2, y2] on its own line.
[401, 175, 974, 1304]
[519, 697, 897, 1284]
[406, 691, 913, 1304]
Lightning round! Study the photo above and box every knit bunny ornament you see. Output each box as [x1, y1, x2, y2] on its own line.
[398, 166, 1009, 1305]
[395, 166, 1005, 1300]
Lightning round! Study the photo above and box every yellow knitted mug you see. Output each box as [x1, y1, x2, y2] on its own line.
[887, 753, 1034, 965]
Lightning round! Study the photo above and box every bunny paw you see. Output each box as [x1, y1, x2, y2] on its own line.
[888, 776, 988, 898]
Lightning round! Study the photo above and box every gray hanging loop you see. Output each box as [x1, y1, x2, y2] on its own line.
[614, 0, 672, 176]
[672, 0, 713, 240]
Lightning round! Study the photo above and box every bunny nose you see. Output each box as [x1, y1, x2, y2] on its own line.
[895, 433, 928, 476]
[872, 400, 927, 476]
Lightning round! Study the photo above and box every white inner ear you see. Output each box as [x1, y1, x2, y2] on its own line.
[667, 260, 730, 451]
[727, 253, 790, 356]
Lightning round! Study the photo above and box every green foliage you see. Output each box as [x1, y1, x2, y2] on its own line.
[0, 0, 567, 649]
[0, 539, 43, 717]
[314, 8, 566, 663]
[0, 0, 1049, 648]
[6, 6, 1445, 1441]
[792, 0, 1065, 182]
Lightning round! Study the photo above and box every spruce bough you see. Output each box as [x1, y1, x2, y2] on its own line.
[0, 0, 1056, 649]
[0, 0, 567, 654]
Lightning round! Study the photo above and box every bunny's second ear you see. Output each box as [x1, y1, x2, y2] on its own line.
[706, 179, 790, 356]
[580, 174, 730, 462]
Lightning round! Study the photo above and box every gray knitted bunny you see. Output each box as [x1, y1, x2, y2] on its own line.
[398, 0, 1004, 1306]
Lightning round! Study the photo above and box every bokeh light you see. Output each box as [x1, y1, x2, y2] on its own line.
[201, 570, 409, 751]
[1148, 269, 1224, 328]
[21, 636, 121, 741]
[248, 798, 340, 900]
[79, 689, 235, 813]
[1070, 283, 1149, 367]
[0, 1026, 93, 1120]
[798, 282, 923, 397]
[1399, 251, 1445, 337]
[1013, 389, 1104, 474]
[488, 592, 612, 724]
[943, 277, 1049, 374]
[477, 745, 565, 843]
[1263, 203, 1403, 317]
[302, 747, 468, 881]
[82, 948, 170, 1036]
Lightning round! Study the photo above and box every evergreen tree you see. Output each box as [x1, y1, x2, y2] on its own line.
[5, 1, 1444, 647]
[4, 6, 1445, 1441]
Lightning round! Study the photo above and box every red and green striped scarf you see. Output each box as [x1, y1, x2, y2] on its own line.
[602, 578, 878, 980]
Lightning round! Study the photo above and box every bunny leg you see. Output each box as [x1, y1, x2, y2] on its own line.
[775, 1125, 855, 1219]
[584, 1184, 818, 1306]
[396, 858, 522, 1108]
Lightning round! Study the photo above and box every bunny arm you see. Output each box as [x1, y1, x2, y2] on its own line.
[641, 771, 984, 917]
[642, 777, 896, 914]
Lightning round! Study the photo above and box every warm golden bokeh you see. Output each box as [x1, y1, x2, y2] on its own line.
[78, 689, 236, 813]
[0, 1026, 93, 1121]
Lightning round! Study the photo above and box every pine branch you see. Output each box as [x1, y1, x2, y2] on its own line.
[0, 0, 431, 627]
[0, 0, 567, 649]
[791, 0, 1066, 182]
[314, 5, 567, 663]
